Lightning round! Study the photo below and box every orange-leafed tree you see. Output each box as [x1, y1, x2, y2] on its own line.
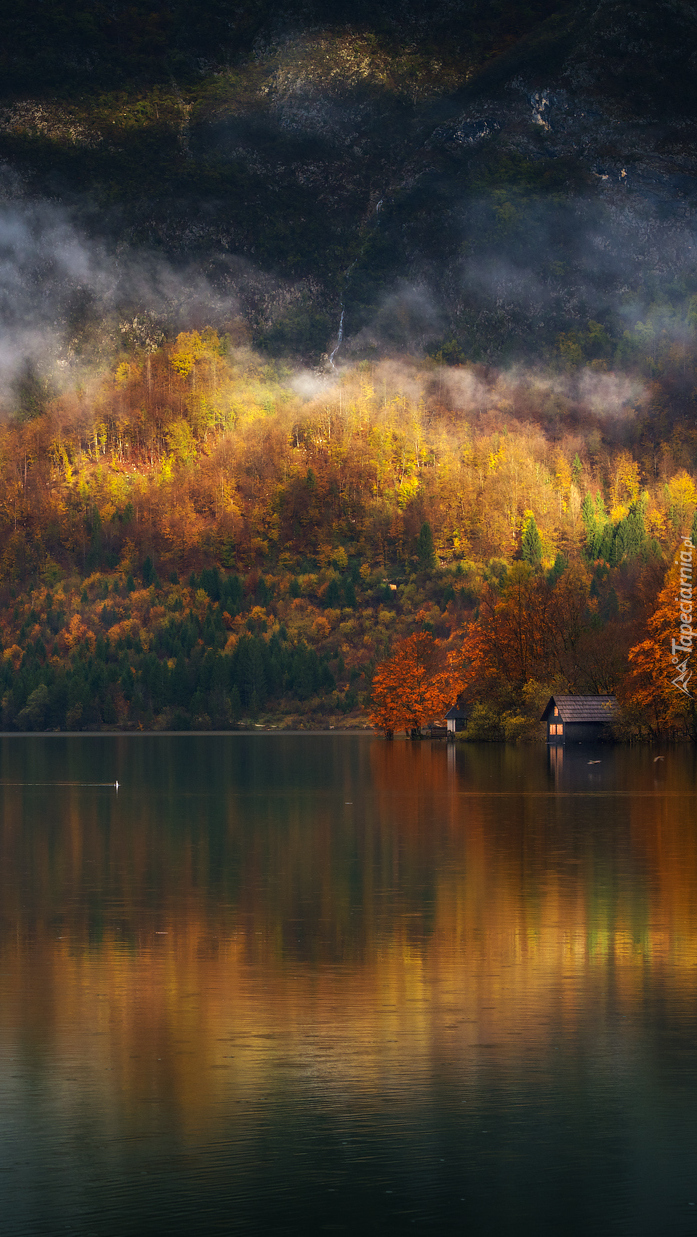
[370, 632, 465, 737]
[625, 554, 697, 738]
[460, 563, 548, 693]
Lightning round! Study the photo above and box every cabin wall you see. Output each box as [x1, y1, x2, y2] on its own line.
[564, 723, 610, 743]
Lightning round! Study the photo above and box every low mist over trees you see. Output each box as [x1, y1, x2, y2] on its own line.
[0, 329, 694, 734]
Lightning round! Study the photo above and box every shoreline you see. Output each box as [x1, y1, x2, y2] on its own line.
[0, 729, 688, 746]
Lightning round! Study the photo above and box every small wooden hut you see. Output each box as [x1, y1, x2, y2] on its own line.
[445, 701, 471, 736]
[540, 695, 618, 744]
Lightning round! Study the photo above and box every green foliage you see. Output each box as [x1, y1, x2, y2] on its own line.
[611, 503, 646, 565]
[343, 578, 357, 608]
[556, 320, 612, 370]
[417, 522, 436, 570]
[581, 492, 597, 544]
[0, 300, 696, 735]
[15, 683, 49, 731]
[427, 339, 466, 366]
[324, 577, 341, 608]
[501, 711, 535, 743]
[596, 585, 618, 623]
[582, 492, 647, 566]
[0, 572, 357, 732]
[259, 303, 334, 360]
[546, 553, 567, 586]
[462, 703, 503, 742]
[521, 515, 542, 568]
[12, 363, 54, 423]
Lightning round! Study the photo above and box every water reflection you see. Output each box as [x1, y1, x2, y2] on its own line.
[1, 736, 696, 1235]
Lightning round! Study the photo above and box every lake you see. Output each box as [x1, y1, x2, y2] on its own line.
[1, 735, 696, 1236]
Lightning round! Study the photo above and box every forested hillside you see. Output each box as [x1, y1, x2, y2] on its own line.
[0, 326, 695, 733]
[0, 1, 696, 732]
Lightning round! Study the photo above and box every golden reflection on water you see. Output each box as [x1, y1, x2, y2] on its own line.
[1, 736, 696, 1140]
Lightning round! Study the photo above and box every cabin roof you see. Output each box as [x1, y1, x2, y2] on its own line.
[540, 695, 618, 723]
[445, 702, 471, 721]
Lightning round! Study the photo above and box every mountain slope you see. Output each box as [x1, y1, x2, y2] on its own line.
[0, 0, 694, 363]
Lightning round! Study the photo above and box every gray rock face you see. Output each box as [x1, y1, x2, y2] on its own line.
[0, 0, 695, 362]
[344, 0, 697, 358]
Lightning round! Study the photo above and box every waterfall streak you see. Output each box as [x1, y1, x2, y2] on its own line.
[328, 310, 345, 368]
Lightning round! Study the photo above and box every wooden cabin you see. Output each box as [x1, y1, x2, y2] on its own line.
[540, 695, 618, 743]
[445, 701, 471, 735]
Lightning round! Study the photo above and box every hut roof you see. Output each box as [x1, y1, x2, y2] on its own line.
[540, 695, 618, 723]
[445, 702, 471, 721]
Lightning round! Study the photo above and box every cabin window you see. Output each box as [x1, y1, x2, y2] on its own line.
[550, 723, 564, 736]
[553, 706, 559, 717]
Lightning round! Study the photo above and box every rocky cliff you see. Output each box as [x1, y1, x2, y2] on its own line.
[0, 0, 695, 365]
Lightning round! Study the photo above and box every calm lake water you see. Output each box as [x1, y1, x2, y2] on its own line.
[1, 735, 697, 1236]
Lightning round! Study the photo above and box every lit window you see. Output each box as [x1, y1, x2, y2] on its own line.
[554, 706, 559, 717]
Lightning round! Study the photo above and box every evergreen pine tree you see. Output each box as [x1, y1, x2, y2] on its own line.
[229, 684, 242, 720]
[324, 577, 341, 608]
[521, 514, 542, 567]
[581, 493, 597, 556]
[86, 507, 103, 572]
[417, 521, 437, 570]
[343, 578, 357, 608]
[624, 502, 646, 557]
[240, 638, 266, 709]
[598, 522, 615, 564]
[546, 553, 567, 586]
[602, 587, 619, 621]
[581, 492, 595, 534]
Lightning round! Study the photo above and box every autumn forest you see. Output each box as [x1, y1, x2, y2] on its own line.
[1, 320, 697, 738]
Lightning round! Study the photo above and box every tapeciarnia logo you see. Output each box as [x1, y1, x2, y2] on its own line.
[671, 536, 694, 697]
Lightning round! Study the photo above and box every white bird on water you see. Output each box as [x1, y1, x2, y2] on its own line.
[587, 760, 601, 765]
